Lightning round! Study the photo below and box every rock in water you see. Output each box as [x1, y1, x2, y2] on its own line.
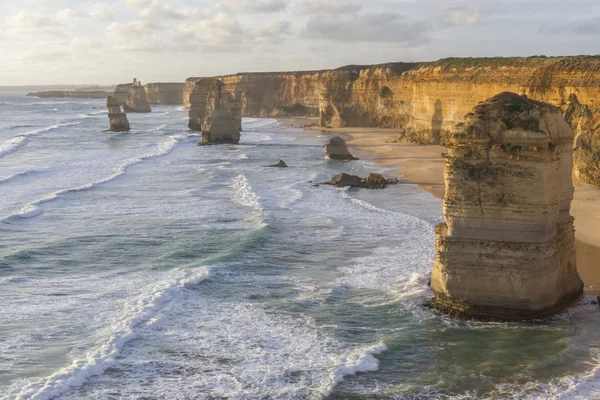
[326, 173, 364, 188]
[106, 96, 130, 132]
[188, 78, 212, 131]
[266, 160, 288, 168]
[201, 81, 240, 145]
[324, 136, 358, 160]
[123, 78, 151, 113]
[364, 173, 388, 189]
[428, 92, 583, 320]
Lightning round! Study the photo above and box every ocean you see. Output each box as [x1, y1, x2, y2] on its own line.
[1, 92, 600, 400]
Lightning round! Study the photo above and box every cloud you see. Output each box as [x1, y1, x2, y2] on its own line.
[219, 0, 289, 13]
[4, 11, 67, 37]
[538, 17, 600, 35]
[105, 20, 173, 52]
[439, 6, 484, 27]
[56, 2, 114, 21]
[302, 12, 429, 45]
[296, 0, 362, 15]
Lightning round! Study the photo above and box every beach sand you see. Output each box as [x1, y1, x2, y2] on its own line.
[308, 125, 600, 290]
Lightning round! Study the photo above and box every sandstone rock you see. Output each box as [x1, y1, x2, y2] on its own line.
[113, 83, 132, 105]
[200, 81, 240, 145]
[564, 94, 600, 186]
[266, 160, 288, 168]
[324, 136, 357, 160]
[428, 92, 583, 320]
[123, 78, 151, 113]
[326, 173, 364, 188]
[188, 78, 213, 131]
[106, 96, 130, 132]
[144, 82, 185, 105]
[364, 173, 388, 189]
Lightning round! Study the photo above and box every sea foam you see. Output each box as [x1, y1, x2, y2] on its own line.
[12, 267, 211, 400]
[0, 122, 81, 159]
[1, 135, 183, 223]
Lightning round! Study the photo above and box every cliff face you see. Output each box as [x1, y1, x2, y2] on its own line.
[428, 93, 583, 320]
[113, 83, 132, 105]
[188, 56, 600, 186]
[144, 83, 184, 105]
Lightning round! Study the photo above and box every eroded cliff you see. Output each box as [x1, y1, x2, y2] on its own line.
[145, 83, 185, 105]
[189, 56, 600, 185]
[428, 93, 583, 320]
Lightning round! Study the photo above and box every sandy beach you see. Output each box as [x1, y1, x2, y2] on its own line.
[308, 124, 600, 290]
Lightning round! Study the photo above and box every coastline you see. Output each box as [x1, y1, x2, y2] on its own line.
[304, 123, 600, 291]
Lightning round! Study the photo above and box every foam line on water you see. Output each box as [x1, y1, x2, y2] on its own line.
[0, 122, 81, 159]
[12, 266, 211, 400]
[230, 173, 267, 228]
[319, 343, 388, 398]
[0, 169, 47, 185]
[0, 135, 184, 223]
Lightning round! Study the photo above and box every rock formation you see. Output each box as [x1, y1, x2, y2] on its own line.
[113, 83, 133, 105]
[324, 137, 358, 160]
[144, 82, 185, 105]
[320, 173, 398, 189]
[428, 92, 583, 320]
[106, 96, 130, 132]
[188, 78, 213, 131]
[123, 79, 151, 113]
[200, 80, 240, 145]
[564, 94, 600, 186]
[266, 160, 288, 168]
[183, 57, 600, 186]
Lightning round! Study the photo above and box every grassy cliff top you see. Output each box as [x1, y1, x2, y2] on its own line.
[422, 56, 600, 72]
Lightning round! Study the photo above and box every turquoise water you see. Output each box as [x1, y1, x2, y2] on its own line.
[1, 93, 600, 399]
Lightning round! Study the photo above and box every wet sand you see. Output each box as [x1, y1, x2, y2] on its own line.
[308, 125, 600, 290]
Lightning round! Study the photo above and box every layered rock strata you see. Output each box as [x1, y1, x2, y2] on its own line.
[185, 57, 600, 186]
[324, 136, 358, 160]
[200, 80, 240, 145]
[188, 78, 242, 135]
[106, 96, 130, 132]
[144, 82, 185, 105]
[123, 79, 151, 113]
[113, 83, 133, 105]
[428, 92, 583, 320]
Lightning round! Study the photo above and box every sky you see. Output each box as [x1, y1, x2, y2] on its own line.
[1, 0, 600, 85]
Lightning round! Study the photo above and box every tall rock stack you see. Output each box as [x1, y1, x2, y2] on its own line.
[201, 80, 240, 145]
[123, 78, 152, 113]
[188, 78, 213, 131]
[429, 92, 583, 320]
[106, 96, 130, 132]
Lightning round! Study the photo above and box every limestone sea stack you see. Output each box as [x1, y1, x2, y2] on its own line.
[123, 78, 151, 113]
[428, 92, 583, 320]
[324, 136, 358, 160]
[188, 78, 212, 131]
[106, 96, 130, 132]
[201, 80, 240, 145]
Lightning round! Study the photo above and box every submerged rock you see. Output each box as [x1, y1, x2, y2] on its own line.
[324, 136, 358, 160]
[123, 78, 151, 113]
[106, 96, 130, 132]
[428, 92, 583, 321]
[266, 160, 288, 168]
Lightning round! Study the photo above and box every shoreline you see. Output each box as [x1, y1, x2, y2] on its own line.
[303, 123, 600, 291]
